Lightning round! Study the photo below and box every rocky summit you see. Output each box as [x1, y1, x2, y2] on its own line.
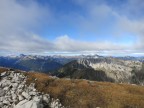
[1, 68, 144, 108]
[0, 70, 64, 108]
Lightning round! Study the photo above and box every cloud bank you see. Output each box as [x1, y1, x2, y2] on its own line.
[0, 0, 144, 56]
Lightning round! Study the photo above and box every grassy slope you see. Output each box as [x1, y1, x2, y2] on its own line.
[0, 68, 144, 108]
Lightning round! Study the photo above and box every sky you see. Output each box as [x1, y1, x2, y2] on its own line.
[0, 0, 144, 56]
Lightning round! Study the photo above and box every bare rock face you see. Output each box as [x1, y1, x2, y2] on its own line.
[57, 57, 144, 84]
[77, 58, 143, 83]
[0, 71, 64, 108]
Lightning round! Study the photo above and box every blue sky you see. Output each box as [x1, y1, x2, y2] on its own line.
[0, 0, 144, 56]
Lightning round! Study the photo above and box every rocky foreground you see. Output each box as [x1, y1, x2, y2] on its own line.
[1, 68, 144, 108]
[0, 70, 64, 108]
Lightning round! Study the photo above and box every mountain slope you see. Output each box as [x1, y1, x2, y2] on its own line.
[55, 57, 144, 84]
[15, 58, 63, 72]
[1, 68, 144, 108]
[0, 55, 64, 73]
[56, 60, 114, 82]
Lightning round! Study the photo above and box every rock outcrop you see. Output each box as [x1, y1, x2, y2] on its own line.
[56, 57, 144, 84]
[0, 71, 64, 108]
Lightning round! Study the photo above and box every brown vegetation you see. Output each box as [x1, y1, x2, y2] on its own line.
[25, 72, 144, 108]
[0, 67, 9, 73]
[0, 68, 144, 108]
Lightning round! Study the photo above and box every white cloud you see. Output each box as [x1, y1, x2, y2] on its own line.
[0, 0, 50, 33]
[0, 0, 53, 54]
[54, 35, 131, 51]
[116, 15, 144, 50]
[71, 0, 144, 53]
[0, 0, 144, 56]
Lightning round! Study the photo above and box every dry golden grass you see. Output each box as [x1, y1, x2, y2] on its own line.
[0, 68, 144, 108]
[0, 67, 9, 73]
[24, 72, 144, 108]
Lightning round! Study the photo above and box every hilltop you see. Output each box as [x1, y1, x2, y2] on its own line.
[0, 68, 144, 108]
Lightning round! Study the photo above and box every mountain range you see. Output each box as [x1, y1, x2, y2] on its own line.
[56, 57, 144, 85]
[0, 54, 101, 72]
[0, 54, 144, 85]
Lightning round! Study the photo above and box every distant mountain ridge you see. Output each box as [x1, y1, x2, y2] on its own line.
[0, 55, 64, 72]
[1, 54, 144, 85]
[0, 54, 103, 72]
[55, 57, 144, 85]
[116, 56, 144, 62]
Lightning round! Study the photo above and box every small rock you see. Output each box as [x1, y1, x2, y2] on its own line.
[18, 84, 24, 89]
[12, 94, 17, 100]
[1, 72, 7, 77]
[33, 96, 41, 102]
[12, 83, 19, 88]
[14, 99, 29, 108]
[3, 100, 10, 105]
[3, 87, 9, 91]
[22, 92, 31, 100]
[0, 89, 5, 96]
[0, 97, 5, 102]
[0, 103, 4, 107]
[15, 100, 43, 108]
[29, 91, 37, 96]
[33, 88, 37, 92]
[42, 95, 50, 103]
[18, 95, 24, 101]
